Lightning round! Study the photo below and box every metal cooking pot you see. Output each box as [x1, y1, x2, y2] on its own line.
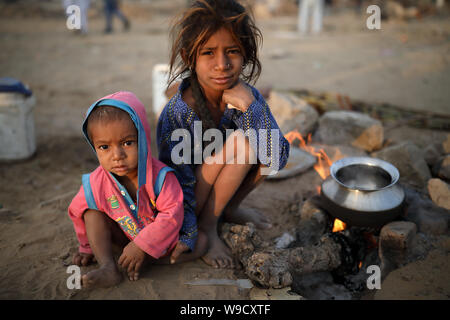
[320, 157, 405, 228]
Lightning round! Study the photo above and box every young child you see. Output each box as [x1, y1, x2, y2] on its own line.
[157, 0, 290, 269]
[68, 91, 207, 288]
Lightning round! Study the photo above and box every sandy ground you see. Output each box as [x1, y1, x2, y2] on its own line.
[0, 2, 449, 300]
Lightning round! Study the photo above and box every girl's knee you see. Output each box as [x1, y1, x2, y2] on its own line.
[225, 130, 257, 165]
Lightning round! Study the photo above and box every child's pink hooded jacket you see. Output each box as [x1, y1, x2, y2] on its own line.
[68, 91, 184, 259]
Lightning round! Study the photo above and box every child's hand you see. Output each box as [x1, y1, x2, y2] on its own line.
[222, 79, 254, 113]
[72, 252, 96, 266]
[118, 241, 146, 281]
[170, 241, 190, 264]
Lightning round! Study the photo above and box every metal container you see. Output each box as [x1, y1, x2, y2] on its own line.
[320, 157, 405, 228]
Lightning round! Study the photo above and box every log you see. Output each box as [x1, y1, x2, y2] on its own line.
[221, 223, 342, 288]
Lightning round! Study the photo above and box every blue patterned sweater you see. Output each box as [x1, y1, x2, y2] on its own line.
[156, 79, 290, 251]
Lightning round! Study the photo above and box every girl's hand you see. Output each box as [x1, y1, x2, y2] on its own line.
[118, 241, 146, 281]
[222, 79, 254, 113]
[72, 252, 96, 266]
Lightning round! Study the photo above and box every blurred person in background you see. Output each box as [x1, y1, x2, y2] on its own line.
[298, 0, 325, 34]
[103, 0, 130, 34]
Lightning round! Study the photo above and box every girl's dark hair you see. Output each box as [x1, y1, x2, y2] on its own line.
[168, 0, 262, 131]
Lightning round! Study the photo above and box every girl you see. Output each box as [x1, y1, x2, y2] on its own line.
[157, 0, 290, 269]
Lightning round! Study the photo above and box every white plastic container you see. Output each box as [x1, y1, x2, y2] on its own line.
[152, 64, 170, 117]
[0, 92, 36, 160]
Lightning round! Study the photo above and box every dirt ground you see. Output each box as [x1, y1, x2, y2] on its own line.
[0, 1, 449, 300]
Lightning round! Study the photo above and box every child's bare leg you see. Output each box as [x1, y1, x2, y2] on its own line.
[196, 131, 256, 268]
[81, 209, 123, 289]
[223, 164, 272, 229]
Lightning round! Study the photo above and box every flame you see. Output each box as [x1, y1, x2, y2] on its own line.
[332, 218, 347, 232]
[285, 130, 344, 231]
[358, 261, 363, 269]
[284, 130, 332, 180]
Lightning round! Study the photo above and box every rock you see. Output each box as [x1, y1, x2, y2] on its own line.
[438, 155, 450, 181]
[266, 147, 316, 180]
[372, 141, 431, 189]
[423, 144, 443, 168]
[428, 178, 450, 210]
[443, 134, 450, 153]
[403, 186, 449, 235]
[253, 3, 272, 20]
[379, 221, 417, 275]
[317, 111, 384, 152]
[384, 126, 448, 153]
[267, 91, 319, 136]
[385, 1, 405, 19]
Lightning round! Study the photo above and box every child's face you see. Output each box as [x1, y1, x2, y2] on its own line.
[89, 117, 139, 181]
[195, 27, 244, 95]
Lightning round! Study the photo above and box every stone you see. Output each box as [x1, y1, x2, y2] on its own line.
[443, 134, 450, 153]
[379, 221, 417, 275]
[372, 141, 432, 189]
[383, 126, 448, 153]
[438, 155, 450, 181]
[385, 1, 405, 19]
[428, 178, 450, 210]
[423, 144, 442, 168]
[253, 3, 272, 20]
[267, 90, 319, 136]
[403, 186, 449, 235]
[317, 111, 384, 152]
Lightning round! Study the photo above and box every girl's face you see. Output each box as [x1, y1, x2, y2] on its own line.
[195, 27, 244, 96]
[90, 118, 139, 182]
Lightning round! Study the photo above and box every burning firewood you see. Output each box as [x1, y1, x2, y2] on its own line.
[221, 223, 342, 288]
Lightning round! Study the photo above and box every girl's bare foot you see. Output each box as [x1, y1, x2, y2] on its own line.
[201, 231, 235, 269]
[224, 207, 272, 229]
[81, 263, 122, 289]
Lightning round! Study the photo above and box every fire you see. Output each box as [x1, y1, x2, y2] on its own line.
[285, 130, 346, 232]
[332, 218, 347, 233]
[284, 130, 333, 180]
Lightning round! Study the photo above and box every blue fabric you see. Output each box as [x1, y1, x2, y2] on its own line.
[82, 173, 98, 210]
[156, 78, 290, 251]
[154, 166, 175, 198]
